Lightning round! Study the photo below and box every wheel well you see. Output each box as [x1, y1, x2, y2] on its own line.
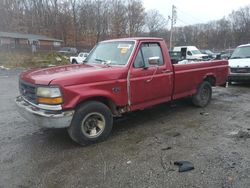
[76, 97, 118, 116]
[204, 76, 216, 86]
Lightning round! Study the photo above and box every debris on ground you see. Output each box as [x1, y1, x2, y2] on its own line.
[228, 130, 250, 139]
[173, 132, 181, 137]
[0, 65, 10, 70]
[126, 160, 131, 164]
[63, 55, 69, 60]
[174, 161, 194, 172]
[161, 146, 172, 151]
[228, 176, 235, 182]
[55, 57, 62, 62]
[200, 112, 209, 116]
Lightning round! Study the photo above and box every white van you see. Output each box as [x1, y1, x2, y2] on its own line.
[228, 44, 250, 82]
[173, 46, 208, 60]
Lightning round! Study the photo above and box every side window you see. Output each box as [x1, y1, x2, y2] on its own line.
[134, 49, 144, 68]
[141, 43, 164, 66]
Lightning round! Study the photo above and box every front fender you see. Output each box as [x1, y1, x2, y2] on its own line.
[61, 82, 128, 110]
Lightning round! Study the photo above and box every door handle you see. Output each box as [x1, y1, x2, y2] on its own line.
[162, 70, 171, 73]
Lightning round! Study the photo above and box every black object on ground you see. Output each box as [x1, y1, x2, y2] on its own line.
[161, 146, 172, 151]
[200, 112, 209, 116]
[173, 132, 181, 137]
[174, 161, 194, 172]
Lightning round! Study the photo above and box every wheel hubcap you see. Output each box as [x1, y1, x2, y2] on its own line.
[81, 112, 105, 138]
[201, 87, 210, 101]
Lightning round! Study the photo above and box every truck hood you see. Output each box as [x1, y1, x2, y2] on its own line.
[20, 64, 126, 85]
[228, 58, 250, 68]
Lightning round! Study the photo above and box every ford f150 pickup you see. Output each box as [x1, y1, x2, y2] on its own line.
[16, 38, 229, 145]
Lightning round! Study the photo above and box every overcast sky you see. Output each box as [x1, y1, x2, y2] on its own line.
[143, 0, 250, 27]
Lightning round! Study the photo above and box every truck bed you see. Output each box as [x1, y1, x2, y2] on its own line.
[172, 60, 229, 100]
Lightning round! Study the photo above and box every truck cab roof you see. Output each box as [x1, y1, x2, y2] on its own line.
[100, 37, 164, 43]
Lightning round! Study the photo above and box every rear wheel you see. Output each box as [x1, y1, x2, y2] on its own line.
[68, 101, 113, 145]
[192, 81, 212, 107]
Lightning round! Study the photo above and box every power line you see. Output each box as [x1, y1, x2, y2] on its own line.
[175, 7, 205, 24]
[176, 18, 192, 26]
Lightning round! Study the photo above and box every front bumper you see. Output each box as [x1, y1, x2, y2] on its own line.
[228, 73, 250, 82]
[15, 96, 74, 128]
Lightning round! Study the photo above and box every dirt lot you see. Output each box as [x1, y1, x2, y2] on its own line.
[0, 69, 250, 188]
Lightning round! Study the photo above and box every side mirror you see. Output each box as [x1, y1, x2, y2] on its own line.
[148, 56, 160, 66]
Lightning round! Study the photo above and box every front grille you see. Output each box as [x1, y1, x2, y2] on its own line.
[19, 80, 37, 104]
[231, 67, 250, 73]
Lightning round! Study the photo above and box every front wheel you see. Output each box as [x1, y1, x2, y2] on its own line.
[192, 81, 212, 107]
[68, 101, 113, 145]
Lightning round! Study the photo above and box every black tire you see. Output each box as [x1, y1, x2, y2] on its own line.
[68, 101, 113, 145]
[192, 81, 212, 107]
[72, 59, 77, 64]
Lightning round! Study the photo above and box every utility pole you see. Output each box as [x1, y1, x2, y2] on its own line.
[169, 5, 177, 50]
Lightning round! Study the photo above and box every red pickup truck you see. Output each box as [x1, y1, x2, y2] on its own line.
[16, 38, 228, 145]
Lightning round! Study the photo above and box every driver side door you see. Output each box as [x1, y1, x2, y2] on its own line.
[129, 42, 173, 108]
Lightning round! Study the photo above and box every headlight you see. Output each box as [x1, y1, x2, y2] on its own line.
[36, 87, 63, 105]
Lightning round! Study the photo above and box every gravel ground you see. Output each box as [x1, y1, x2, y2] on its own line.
[0, 69, 250, 188]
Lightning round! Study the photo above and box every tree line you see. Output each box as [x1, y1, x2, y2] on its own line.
[173, 6, 250, 51]
[0, 0, 249, 51]
[0, 0, 166, 48]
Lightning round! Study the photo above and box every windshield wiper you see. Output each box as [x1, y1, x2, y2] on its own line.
[94, 58, 112, 66]
[95, 58, 107, 63]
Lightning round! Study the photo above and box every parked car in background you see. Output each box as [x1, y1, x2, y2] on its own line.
[228, 44, 250, 83]
[200, 49, 218, 59]
[169, 51, 181, 64]
[70, 52, 89, 64]
[173, 46, 208, 60]
[220, 49, 234, 59]
[58, 47, 78, 55]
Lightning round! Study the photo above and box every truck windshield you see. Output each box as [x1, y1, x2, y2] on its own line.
[230, 46, 250, 59]
[85, 41, 135, 65]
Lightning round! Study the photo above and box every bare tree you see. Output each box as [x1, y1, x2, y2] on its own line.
[109, 0, 128, 38]
[127, 0, 145, 37]
[69, 0, 79, 46]
[145, 9, 168, 36]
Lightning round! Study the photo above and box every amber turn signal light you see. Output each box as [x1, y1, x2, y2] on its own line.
[37, 97, 63, 105]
